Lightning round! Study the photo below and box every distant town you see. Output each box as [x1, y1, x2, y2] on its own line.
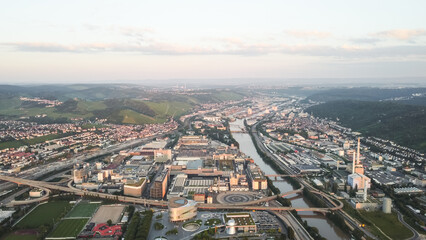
[0, 89, 424, 240]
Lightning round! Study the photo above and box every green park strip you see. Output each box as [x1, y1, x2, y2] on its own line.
[360, 211, 413, 240]
[4, 233, 38, 240]
[65, 202, 100, 218]
[46, 219, 89, 239]
[15, 201, 72, 229]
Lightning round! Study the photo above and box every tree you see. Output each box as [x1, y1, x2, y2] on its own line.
[287, 226, 295, 240]
[332, 182, 338, 193]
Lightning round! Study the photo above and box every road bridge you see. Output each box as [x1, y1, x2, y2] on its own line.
[266, 174, 304, 178]
[0, 175, 342, 213]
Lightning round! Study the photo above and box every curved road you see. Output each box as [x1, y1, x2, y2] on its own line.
[396, 210, 421, 240]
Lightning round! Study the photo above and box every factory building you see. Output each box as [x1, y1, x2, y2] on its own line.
[150, 168, 170, 199]
[247, 164, 267, 190]
[123, 178, 147, 197]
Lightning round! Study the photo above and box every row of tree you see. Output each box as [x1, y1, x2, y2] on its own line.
[124, 210, 153, 240]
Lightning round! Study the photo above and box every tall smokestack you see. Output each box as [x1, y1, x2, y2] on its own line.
[357, 138, 361, 164]
[352, 152, 356, 174]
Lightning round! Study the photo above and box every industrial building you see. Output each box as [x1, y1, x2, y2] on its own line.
[247, 164, 267, 190]
[150, 168, 170, 199]
[123, 178, 147, 197]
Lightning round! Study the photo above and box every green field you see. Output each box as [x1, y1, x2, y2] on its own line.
[47, 219, 88, 238]
[144, 101, 192, 118]
[0, 133, 68, 150]
[66, 202, 100, 218]
[15, 201, 72, 229]
[3, 233, 38, 240]
[360, 211, 412, 240]
[119, 109, 158, 124]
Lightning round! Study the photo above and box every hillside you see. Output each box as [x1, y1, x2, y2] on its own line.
[306, 100, 426, 152]
[307, 87, 426, 105]
[0, 84, 246, 103]
[0, 84, 246, 124]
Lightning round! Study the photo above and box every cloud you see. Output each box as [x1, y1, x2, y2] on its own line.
[115, 26, 155, 39]
[278, 44, 426, 58]
[373, 29, 426, 40]
[3, 41, 426, 59]
[284, 30, 332, 39]
[350, 38, 382, 45]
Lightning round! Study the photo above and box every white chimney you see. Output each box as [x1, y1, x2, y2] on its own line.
[352, 152, 356, 174]
[357, 138, 360, 164]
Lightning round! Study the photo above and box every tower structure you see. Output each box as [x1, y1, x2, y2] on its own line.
[352, 152, 356, 174]
[354, 138, 364, 175]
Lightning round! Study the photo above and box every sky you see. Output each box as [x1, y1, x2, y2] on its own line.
[1, 0, 426, 84]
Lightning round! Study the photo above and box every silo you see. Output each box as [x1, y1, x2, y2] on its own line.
[382, 197, 392, 214]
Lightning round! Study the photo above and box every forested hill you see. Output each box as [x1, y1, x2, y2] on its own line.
[0, 84, 246, 125]
[306, 100, 426, 152]
[306, 87, 426, 105]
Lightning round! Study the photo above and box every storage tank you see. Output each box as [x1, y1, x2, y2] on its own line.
[226, 219, 236, 235]
[382, 197, 392, 214]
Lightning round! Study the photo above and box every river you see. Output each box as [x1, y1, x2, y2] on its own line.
[230, 118, 349, 240]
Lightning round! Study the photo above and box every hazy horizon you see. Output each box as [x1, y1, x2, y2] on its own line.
[1, 77, 426, 88]
[1, 0, 426, 83]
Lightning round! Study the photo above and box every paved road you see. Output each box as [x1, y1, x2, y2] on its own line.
[269, 200, 313, 240]
[0, 187, 29, 206]
[396, 210, 421, 240]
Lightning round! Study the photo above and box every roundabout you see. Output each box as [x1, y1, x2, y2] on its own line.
[216, 191, 262, 204]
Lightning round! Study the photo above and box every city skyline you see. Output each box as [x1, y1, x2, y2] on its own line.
[1, 0, 426, 83]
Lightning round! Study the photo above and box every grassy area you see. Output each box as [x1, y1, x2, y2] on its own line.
[0, 97, 21, 111]
[0, 133, 66, 150]
[204, 218, 221, 226]
[15, 201, 72, 229]
[76, 100, 106, 112]
[119, 109, 158, 124]
[3, 233, 38, 240]
[66, 202, 100, 218]
[360, 211, 412, 240]
[342, 200, 407, 240]
[143, 101, 192, 118]
[47, 219, 88, 238]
